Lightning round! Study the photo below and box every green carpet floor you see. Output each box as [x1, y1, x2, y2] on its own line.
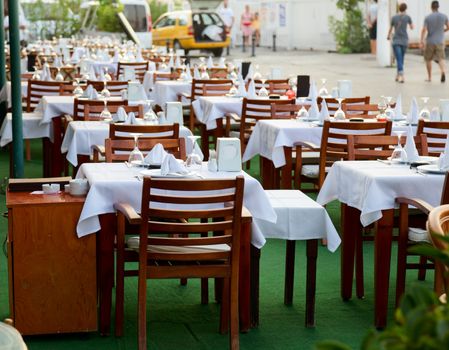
[0, 141, 433, 350]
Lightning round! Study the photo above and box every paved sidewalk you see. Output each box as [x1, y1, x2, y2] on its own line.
[223, 47, 449, 109]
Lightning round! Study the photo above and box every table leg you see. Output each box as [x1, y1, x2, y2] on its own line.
[284, 240, 296, 305]
[374, 209, 394, 329]
[261, 157, 274, 189]
[239, 220, 251, 332]
[281, 147, 293, 189]
[98, 213, 116, 336]
[340, 204, 360, 301]
[250, 245, 260, 329]
[305, 239, 318, 328]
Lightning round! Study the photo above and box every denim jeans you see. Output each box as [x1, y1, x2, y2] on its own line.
[393, 44, 407, 74]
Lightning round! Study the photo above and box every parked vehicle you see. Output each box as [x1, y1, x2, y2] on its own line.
[152, 10, 230, 57]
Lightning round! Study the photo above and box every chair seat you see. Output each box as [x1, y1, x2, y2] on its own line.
[127, 236, 231, 254]
[301, 165, 331, 178]
[408, 227, 431, 243]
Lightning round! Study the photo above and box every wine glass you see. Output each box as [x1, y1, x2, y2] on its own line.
[419, 97, 431, 120]
[99, 100, 112, 122]
[390, 131, 407, 163]
[199, 57, 206, 69]
[143, 102, 158, 125]
[384, 96, 395, 120]
[296, 98, 310, 121]
[160, 57, 167, 71]
[55, 68, 64, 82]
[128, 133, 144, 166]
[101, 82, 111, 99]
[104, 67, 112, 82]
[73, 79, 84, 97]
[258, 76, 269, 98]
[252, 64, 262, 80]
[319, 78, 328, 97]
[228, 80, 238, 96]
[334, 98, 346, 120]
[185, 135, 202, 171]
[200, 67, 209, 80]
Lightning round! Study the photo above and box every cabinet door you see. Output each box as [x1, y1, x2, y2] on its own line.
[11, 202, 97, 335]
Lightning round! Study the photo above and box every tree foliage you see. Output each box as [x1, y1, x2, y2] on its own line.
[149, 0, 168, 23]
[329, 0, 370, 53]
[96, 0, 124, 32]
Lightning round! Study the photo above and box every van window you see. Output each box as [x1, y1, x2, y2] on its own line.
[178, 14, 188, 26]
[123, 4, 147, 32]
[201, 13, 214, 26]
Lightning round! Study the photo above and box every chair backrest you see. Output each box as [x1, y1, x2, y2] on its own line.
[49, 66, 79, 81]
[109, 123, 180, 139]
[254, 79, 290, 95]
[317, 120, 392, 187]
[190, 79, 233, 99]
[153, 72, 179, 83]
[105, 138, 186, 162]
[416, 120, 449, 156]
[26, 80, 69, 112]
[342, 103, 379, 118]
[117, 61, 149, 82]
[317, 97, 370, 115]
[270, 103, 302, 119]
[73, 98, 128, 121]
[240, 98, 294, 152]
[83, 104, 144, 121]
[86, 80, 129, 97]
[138, 175, 244, 264]
[209, 68, 228, 79]
[347, 134, 429, 160]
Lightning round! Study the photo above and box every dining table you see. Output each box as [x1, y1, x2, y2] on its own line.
[152, 80, 191, 107]
[316, 160, 445, 328]
[75, 162, 277, 333]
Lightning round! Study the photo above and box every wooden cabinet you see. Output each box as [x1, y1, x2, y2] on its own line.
[6, 192, 97, 335]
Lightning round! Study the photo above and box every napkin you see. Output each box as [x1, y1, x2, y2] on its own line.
[238, 76, 247, 97]
[247, 79, 257, 98]
[88, 64, 97, 80]
[124, 111, 139, 125]
[136, 48, 144, 62]
[175, 56, 181, 68]
[144, 143, 168, 165]
[308, 80, 318, 100]
[112, 50, 120, 63]
[168, 55, 174, 69]
[161, 154, 189, 175]
[71, 49, 80, 63]
[53, 55, 62, 68]
[41, 64, 52, 81]
[165, 102, 183, 124]
[319, 100, 330, 124]
[438, 135, 449, 171]
[246, 63, 254, 82]
[82, 85, 99, 99]
[308, 99, 320, 120]
[407, 97, 419, 124]
[114, 107, 128, 122]
[157, 111, 167, 124]
[404, 125, 419, 163]
[394, 93, 402, 119]
[185, 64, 192, 80]
[207, 56, 213, 69]
[193, 66, 201, 79]
[193, 140, 204, 161]
[148, 61, 156, 71]
[218, 57, 226, 68]
[430, 107, 440, 121]
[98, 68, 106, 81]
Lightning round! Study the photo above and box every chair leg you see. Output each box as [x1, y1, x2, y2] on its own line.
[215, 278, 223, 303]
[305, 239, 318, 328]
[417, 256, 427, 281]
[201, 278, 209, 304]
[180, 278, 187, 286]
[284, 240, 296, 305]
[220, 277, 230, 334]
[355, 230, 365, 299]
[229, 274, 239, 350]
[115, 214, 126, 337]
[395, 203, 408, 307]
[137, 272, 147, 350]
[25, 139, 31, 161]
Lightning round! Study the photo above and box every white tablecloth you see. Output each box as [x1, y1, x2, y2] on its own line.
[6, 81, 28, 108]
[75, 163, 277, 248]
[316, 160, 445, 226]
[37, 95, 75, 124]
[0, 112, 51, 147]
[61, 121, 193, 166]
[153, 80, 191, 107]
[243, 119, 414, 168]
[192, 96, 243, 131]
[254, 190, 341, 252]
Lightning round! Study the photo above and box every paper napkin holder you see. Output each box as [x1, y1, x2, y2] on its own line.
[127, 81, 140, 102]
[217, 138, 242, 172]
[123, 66, 136, 81]
[165, 102, 184, 125]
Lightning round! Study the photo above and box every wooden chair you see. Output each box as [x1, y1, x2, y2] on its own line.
[296, 120, 392, 190]
[83, 103, 144, 121]
[342, 103, 379, 118]
[72, 98, 128, 121]
[153, 71, 179, 83]
[49, 66, 79, 81]
[427, 203, 449, 299]
[253, 79, 290, 95]
[86, 80, 129, 97]
[395, 172, 449, 305]
[105, 138, 186, 162]
[317, 96, 370, 116]
[26, 80, 70, 112]
[416, 120, 449, 156]
[114, 176, 244, 349]
[117, 61, 149, 82]
[209, 68, 228, 79]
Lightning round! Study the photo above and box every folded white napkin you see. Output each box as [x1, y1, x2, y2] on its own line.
[82, 85, 99, 99]
[319, 100, 330, 124]
[185, 64, 192, 81]
[144, 143, 168, 165]
[88, 65, 97, 81]
[308, 99, 320, 120]
[98, 68, 105, 82]
[114, 107, 128, 122]
[193, 141, 204, 161]
[218, 57, 226, 68]
[438, 136, 449, 170]
[193, 66, 201, 79]
[238, 76, 247, 97]
[112, 50, 120, 63]
[175, 56, 181, 69]
[157, 111, 167, 124]
[246, 64, 254, 82]
[126, 52, 136, 61]
[207, 56, 213, 69]
[430, 107, 440, 121]
[161, 154, 189, 175]
[308, 80, 318, 100]
[124, 111, 139, 125]
[168, 55, 174, 69]
[247, 79, 257, 98]
[53, 56, 62, 68]
[394, 94, 402, 119]
[41, 64, 52, 81]
[404, 125, 419, 163]
[71, 50, 80, 63]
[136, 49, 144, 62]
[407, 97, 419, 124]
[148, 61, 156, 71]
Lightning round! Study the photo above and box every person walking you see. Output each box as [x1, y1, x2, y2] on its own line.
[388, 3, 414, 83]
[252, 12, 260, 47]
[366, 0, 378, 55]
[218, 0, 234, 46]
[240, 5, 253, 47]
[420, 1, 449, 83]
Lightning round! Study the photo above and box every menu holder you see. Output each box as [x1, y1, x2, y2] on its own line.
[296, 75, 310, 98]
[127, 81, 140, 102]
[165, 102, 183, 125]
[123, 66, 136, 81]
[9, 177, 72, 192]
[217, 138, 242, 172]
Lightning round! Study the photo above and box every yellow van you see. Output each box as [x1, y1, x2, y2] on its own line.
[152, 10, 230, 57]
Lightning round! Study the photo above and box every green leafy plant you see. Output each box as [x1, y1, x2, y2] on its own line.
[149, 0, 168, 23]
[97, 0, 123, 32]
[329, 0, 370, 53]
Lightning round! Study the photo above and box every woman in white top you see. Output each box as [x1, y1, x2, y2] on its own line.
[367, 0, 378, 54]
